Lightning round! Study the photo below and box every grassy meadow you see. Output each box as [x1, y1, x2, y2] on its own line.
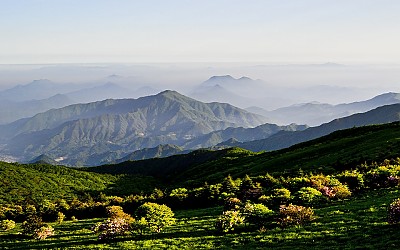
[1, 188, 399, 249]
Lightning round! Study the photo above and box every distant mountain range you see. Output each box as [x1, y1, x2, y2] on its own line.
[0, 80, 159, 124]
[227, 103, 400, 152]
[0, 90, 268, 166]
[188, 75, 266, 108]
[247, 92, 400, 126]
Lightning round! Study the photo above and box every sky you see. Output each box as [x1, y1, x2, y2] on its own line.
[1, 0, 400, 64]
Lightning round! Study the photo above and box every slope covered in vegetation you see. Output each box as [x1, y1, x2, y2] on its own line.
[90, 122, 400, 186]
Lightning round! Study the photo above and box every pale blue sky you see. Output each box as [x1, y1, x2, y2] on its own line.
[1, 0, 399, 64]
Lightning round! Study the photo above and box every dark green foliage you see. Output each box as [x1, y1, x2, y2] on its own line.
[89, 122, 400, 187]
[0, 162, 157, 205]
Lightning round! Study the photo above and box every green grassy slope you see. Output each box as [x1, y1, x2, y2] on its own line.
[1, 188, 399, 249]
[0, 162, 157, 204]
[89, 122, 400, 186]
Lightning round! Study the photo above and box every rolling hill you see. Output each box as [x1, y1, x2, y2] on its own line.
[88, 121, 400, 186]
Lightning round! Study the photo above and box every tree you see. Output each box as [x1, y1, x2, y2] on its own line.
[135, 202, 175, 233]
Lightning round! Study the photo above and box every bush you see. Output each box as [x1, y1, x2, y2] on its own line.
[22, 215, 44, 236]
[295, 187, 325, 205]
[278, 204, 315, 228]
[1, 219, 16, 231]
[331, 185, 352, 200]
[33, 226, 54, 240]
[135, 202, 175, 233]
[388, 198, 400, 224]
[215, 210, 245, 233]
[22, 215, 54, 240]
[242, 203, 275, 228]
[336, 170, 365, 191]
[92, 206, 133, 241]
[92, 218, 131, 241]
[224, 197, 241, 211]
[57, 212, 65, 224]
[130, 217, 148, 235]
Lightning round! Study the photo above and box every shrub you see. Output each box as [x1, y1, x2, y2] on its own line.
[135, 202, 175, 233]
[169, 188, 189, 201]
[33, 226, 54, 240]
[224, 197, 241, 211]
[336, 170, 365, 191]
[331, 185, 352, 200]
[243, 203, 275, 229]
[106, 206, 133, 221]
[278, 204, 315, 228]
[1, 219, 16, 231]
[92, 218, 131, 241]
[388, 198, 400, 224]
[295, 187, 325, 205]
[129, 217, 148, 235]
[215, 210, 245, 233]
[22, 215, 44, 236]
[285, 177, 310, 191]
[57, 212, 65, 224]
[92, 206, 133, 241]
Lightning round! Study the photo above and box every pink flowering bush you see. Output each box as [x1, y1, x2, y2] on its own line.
[92, 206, 133, 241]
[92, 217, 131, 240]
[388, 198, 400, 224]
[33, 226, 54, 240]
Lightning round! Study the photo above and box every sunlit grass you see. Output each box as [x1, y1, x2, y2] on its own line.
[1, 189, 400, 249]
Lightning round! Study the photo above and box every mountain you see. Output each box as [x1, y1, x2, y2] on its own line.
[65, 82, 136, 103]
[182, 123, 308, 149]
[0, 90, 267, 166]
[0, 94, 73, 125]
[0, 79, 82, 102]
[230, 103, 400, 152]
[29, 154, 60, 165]
[249, 92, 400, 126]
[189, 84, 252, 108]
[116, 144, 187, 163]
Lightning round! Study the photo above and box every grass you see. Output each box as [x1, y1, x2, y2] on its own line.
[1, 189, 400, 249]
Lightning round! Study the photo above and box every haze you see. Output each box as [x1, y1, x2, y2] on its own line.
[1, 1, 400, 109]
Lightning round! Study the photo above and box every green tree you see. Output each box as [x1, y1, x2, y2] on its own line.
[135, 202, 175, 233]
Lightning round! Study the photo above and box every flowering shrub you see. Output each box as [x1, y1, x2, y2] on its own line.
[22, 215, 54, 240]
[92, 206, 133, 240]
[278, 204, 315, 228]
[215, 210, 245, 233]
[92, 217, 131, 240]
[33, 226, 54, 240]
[1, 219, 16, 231]
[388, 198, 400, 224]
